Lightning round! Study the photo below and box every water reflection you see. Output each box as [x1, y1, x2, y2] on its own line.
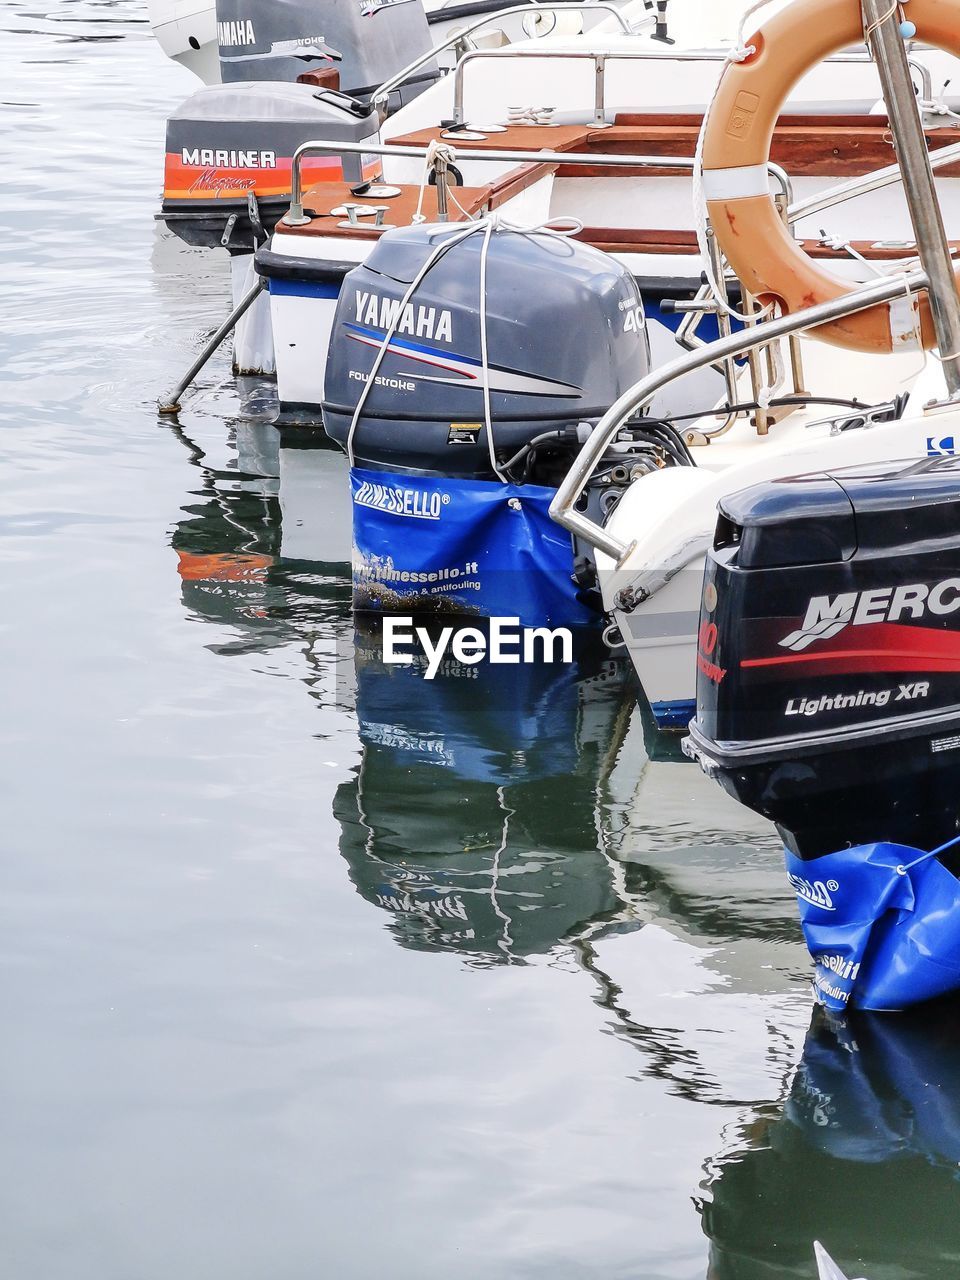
[336, 624, 640, 961]
[703, 1004, 960, 1280]
[169, 419, 352, 658]
[168, 426, 797, 982]
[166, 427, 847, 1268]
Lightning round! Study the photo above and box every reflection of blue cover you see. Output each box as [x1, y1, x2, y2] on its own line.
[787, 1019, 911, 1164]
[356, 642, 581, 785]
[785, 843, 960, 1011]
[788, 1008, 960, 1168]
[350, 466, 598, 628]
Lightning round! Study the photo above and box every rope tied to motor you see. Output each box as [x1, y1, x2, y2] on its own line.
[344, 213, 585, 484]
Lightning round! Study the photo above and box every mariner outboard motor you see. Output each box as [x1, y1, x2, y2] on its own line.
[321, 222, 666, 628]
[161, 84, 380, 374]
[163, 0, 437, 252]
[162, 87, 379, 255]
[685, 455, 960, 1012]
[160, 0, 438, 373]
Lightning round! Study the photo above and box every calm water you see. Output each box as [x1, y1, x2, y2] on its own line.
[4, 7, 960, 1278]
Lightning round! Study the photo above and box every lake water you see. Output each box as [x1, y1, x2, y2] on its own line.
[5, 6, 960, 1278]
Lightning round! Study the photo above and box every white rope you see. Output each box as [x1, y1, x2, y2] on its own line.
[412, 138, 459, 226]
[925, 79, 960, 122]
[447, 184, 480, 221]
[818, 229, 888, 278]
[476, 218, 503, 479]
[345, 221, 479, 467]
[729, 0, 778, 62]
[863, 0, 900, 44]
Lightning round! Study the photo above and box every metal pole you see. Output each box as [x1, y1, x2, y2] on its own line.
[434, 153, 450, 222]
[157, 277, 266, 415]
[862, 0, 960, 395]
[594, 54, 606, 127]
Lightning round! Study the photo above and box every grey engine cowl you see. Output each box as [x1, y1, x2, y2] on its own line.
[322, 223, 652, 479]
[215, 0, 438, 101]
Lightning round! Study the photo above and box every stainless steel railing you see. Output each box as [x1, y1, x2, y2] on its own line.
[370, 2, 637, 113]
[788, 138, 960, 226]
[283, 138, 792, 225]
[548, 267, 930, 563]
[450, 45, 936, 128]
[285, 126, 960, 233]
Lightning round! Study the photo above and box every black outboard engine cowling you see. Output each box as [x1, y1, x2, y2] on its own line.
[321, 222, 653, 626]
[686, 456, 960, 860]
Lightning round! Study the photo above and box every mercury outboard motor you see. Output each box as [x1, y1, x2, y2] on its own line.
[685, 455, 960, 1012]
[321, 222, 660, 627]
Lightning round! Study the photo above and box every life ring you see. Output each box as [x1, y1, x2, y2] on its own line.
[702, 0, 960, 354]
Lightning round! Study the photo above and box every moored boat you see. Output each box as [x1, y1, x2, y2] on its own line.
[549, 0, 960, 727]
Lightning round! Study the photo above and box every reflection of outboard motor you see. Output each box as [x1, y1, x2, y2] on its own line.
[322, 224, 664, 626]
[215, 0, 437, 101]
[686, 456, 960, 1011]
[702, 1005, 960, 1280]
[334, 623, 639, 960]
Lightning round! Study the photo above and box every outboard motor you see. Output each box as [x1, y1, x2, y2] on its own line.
[161, 85, 380, 374]
[162, 86, 379, 254]
[214, 0, 438, 103]
[321, 222, 658, 628]
[685, 455, 960, 1012]
[160, 1, 438, 373]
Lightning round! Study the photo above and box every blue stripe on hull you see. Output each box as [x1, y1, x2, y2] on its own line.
[268, 278, 340, 299]
[650, 698, 697, 730]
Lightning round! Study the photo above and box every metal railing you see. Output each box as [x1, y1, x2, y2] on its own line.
[788, 138, 960, 226]
[549, 267, 930, 564]
[451, 45, 936, 127]
[282, 137, 791, 225]
[370, 2, 637, 112]
[282, 121, 960, 235]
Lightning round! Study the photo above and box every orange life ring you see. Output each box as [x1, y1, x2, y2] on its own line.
[702, 0, 960, 354]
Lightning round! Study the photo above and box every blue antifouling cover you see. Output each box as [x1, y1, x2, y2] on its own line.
[350, 467, 598, 629]
[785, 843, 960, 1012]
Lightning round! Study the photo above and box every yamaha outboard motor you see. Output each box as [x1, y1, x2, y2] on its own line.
[215, 0, 437, 103]
[321, 222, 659, 627]
[685, 455, 960, 1011]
